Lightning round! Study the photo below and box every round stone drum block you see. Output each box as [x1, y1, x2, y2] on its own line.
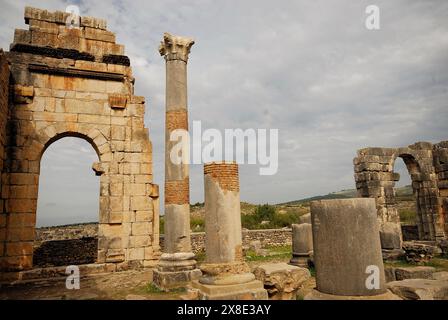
[310, 198, 386, 296]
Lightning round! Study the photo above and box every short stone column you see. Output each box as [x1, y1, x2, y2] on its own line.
[192, 162, 267, 299]
[289, 223, 313, 268]
[153, 32, 201, 289]
[305, 198, 400, 300]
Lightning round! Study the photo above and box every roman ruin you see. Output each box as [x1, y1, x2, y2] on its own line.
[354, 141, 448, 242]
[305, 198, 399, 300]
[1, 5, 447, 302]
[192, 162, 267, 299]
[289, 223, 313, 268]
[0, 7, 160, 274]
[152, 32, 201, 289]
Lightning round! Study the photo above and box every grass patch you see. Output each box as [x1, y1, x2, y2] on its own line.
[384, 257, 448, 271]
[195, 251, 206, 263]
[398, 208, 416, 224]
[384, 258, 415, 268]
[423, 258, 448, 271]
[308, 266, 316, 277]
[245, 245, 292, 262]
[143, 283, 186, 294]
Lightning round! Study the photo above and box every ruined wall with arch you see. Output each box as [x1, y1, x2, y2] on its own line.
[0, 7, 160, 272]
[354, 141, 448, 241]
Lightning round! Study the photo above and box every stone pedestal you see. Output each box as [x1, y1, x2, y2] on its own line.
[305, 198, 399, 300]
[380, 222, 405, 260]
[153, 32, 200, 289]
[289, 223, 313, 268]
[192, 162, 267, 300]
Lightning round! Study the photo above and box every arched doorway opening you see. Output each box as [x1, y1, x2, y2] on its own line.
[34, 137, 100, 267]
[393, 155, 419, 240]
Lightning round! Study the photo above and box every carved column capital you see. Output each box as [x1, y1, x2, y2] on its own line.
[159, 32, 195, 62]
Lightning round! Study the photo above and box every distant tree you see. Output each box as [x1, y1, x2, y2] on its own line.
[254, 204, 276, 221]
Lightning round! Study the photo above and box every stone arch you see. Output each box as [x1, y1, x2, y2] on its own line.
[391, 152, 428, 239]
[0, 7, 161, 273]
[354, 142, 444, 242]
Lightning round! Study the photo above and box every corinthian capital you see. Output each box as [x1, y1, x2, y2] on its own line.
[159, 32, 195, 62]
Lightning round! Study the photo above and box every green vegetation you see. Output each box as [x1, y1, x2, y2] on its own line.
[399, 208, 416, 224]
[308, 265, 316, 277]
[143, 283, 186, 294]
[245, 245, 292, 262]
[423, 258, 448, 271]
[241, 204, 303, 229]
[157, 185, 418, 234]
[195, 250, 206, 263]
[384, 257, 448, 271]
[280, 185, 413, 206]
[191, 216, 205, 232]
[159, 216, 164, 234]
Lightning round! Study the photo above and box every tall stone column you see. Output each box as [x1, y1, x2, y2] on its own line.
[192, 162, 267, 300]
[305, 199, 399, 300]
[153, 32, 201, 289]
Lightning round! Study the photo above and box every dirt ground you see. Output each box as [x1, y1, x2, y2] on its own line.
[0, 269, 185, 300]
[0, 255, 317, 300]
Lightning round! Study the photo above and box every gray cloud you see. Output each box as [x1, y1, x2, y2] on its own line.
[1, 0, 447, 224]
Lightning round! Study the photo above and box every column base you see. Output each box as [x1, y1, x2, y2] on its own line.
[192, 279, 268, 300]
[304, 289, 401, 300]
[153, 252, 202, 290]
[289, 255, 312, 268]
[153, 268, 202, 290]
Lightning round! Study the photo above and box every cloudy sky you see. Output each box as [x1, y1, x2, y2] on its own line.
[1, 0, 447, 226]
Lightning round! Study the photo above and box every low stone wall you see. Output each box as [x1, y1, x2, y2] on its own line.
[33, 238, 97, 267]
[33, 223, 422, 264]
[34, 224, 98, 267]
[34, 224, 293, 256]
[160, 228, 293, 253]
[35, 223, 98, 242]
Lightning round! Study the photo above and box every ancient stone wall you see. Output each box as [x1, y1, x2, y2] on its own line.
[35, 223, 98, 242]
[33, 237, 97, 267]
[34, 223, 293, 254]
[33, 223, 421, 263]
[354, 141, 447, 241]
[0, 7, 160, 272]
[154, 228, 292, 253]
[0, 50, 10, 261]
[433, 141, 448, 240]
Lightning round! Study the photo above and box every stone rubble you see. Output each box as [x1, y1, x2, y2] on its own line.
[253, 262, 310, 300]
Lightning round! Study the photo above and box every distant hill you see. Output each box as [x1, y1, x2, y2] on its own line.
[279, 185, 413, 206]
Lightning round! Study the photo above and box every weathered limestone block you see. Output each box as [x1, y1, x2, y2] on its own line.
[305, 198, 398, 300]
[387, 279, 448, 300]
[253, 263, 310, 300]
[380, 222, 405, 260]
[395, 266, 436, 281]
